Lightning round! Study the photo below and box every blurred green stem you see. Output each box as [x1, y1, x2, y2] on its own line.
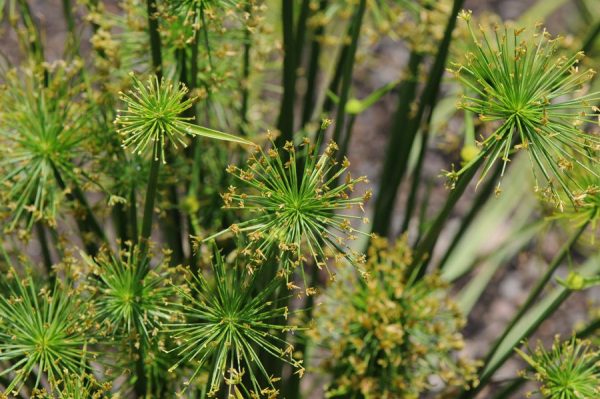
[36, 223, 53, 277]
[372, 0, 465, 237]
[276, 0, 296, 145]
[61, 0, 78, 53]
[146, 0, 163, 78]
[331, 0, 366, 150]
[302, 0, 327, 126]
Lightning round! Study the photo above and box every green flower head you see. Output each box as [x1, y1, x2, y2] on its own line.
[83, 244, 174, 341]
[450, 14, 600, 206]
[114, 73, 196, 163]
[216, 138, 371, 285]
[114, 73, 251, 163]
[166, 246, 303, 396]
[0, 270, 95, 394]
[516, 336, 600, 399]
[0, 61, 91, 231]
[33, 371, 112, 399]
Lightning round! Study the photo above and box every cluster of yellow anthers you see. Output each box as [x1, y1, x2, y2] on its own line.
[314, 236, 479, 398]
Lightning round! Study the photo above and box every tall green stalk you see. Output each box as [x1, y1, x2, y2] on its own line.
[133, 1, 165, 394]
[276, 0, 296, 145]
[459, 222, 590, 399]
[412, 156, 484, 277]
[301, 0, 327, 126]
[479, 222, 589, 371]
[61, 0, 78, 54]
[146, 0, 163, 79]
[372, 0, 465, 237]
[331, 0, 366, 158]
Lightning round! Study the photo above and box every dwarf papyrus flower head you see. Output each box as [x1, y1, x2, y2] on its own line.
[449, 16, 600, 206]
[82, 243, 174, 341]
[0, 270, 96, 394]
[32, 370, 112, 399]
[312, 236, 479, 398]
[213, 138, 371, 287]
[0, 61, 91, 231]
[516, 335, 600, 399]
[165, 245, 303, 395]
[114, 73, 251, 163]
[114, 73, 196, 162]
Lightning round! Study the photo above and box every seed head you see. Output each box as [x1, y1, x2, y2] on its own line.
[83, 244, 174, 340]
[0, 62, 91, 231]
[0, 270, 95, 394]
[313, 237, 478, 398]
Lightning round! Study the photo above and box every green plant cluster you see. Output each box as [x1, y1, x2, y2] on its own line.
[0, 0, 599, 398]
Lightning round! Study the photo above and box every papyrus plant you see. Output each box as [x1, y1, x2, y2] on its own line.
[1, 0, 600, 398]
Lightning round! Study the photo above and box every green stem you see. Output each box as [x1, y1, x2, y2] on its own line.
[370, 51, 423, 236]
[276, 0, 296, 145]
[412, 156, 484, 277]
[112, 202, 129, 244]
[331, 0, 366, 147]
[301, 0, 327, 126]
[479, 222, 589, 370]
[372, 0, 465, 237]
[133, 340, 148, 397]
[240, 2, 252, 136]
[582, 20, 600, 56]
[140, 146, 161, 254]
[437, 163, 503, 270]
[400, 129, 428, 233]
[61, 0, 78, 54]
[36, 223, 53, 277]
[52, 165, 107, 255]
[146, 0, 163, 78]
[130, 186, 139, 244]
[294, 0, 311, 71]
[15, 0, 45, 64]
[337, 114, 356, 164]
[284, 265, 320, 399]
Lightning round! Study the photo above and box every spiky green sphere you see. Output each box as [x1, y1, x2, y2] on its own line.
[450, 13, 600, 207]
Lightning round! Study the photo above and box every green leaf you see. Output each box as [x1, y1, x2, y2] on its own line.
[185, 124, 253, 146]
